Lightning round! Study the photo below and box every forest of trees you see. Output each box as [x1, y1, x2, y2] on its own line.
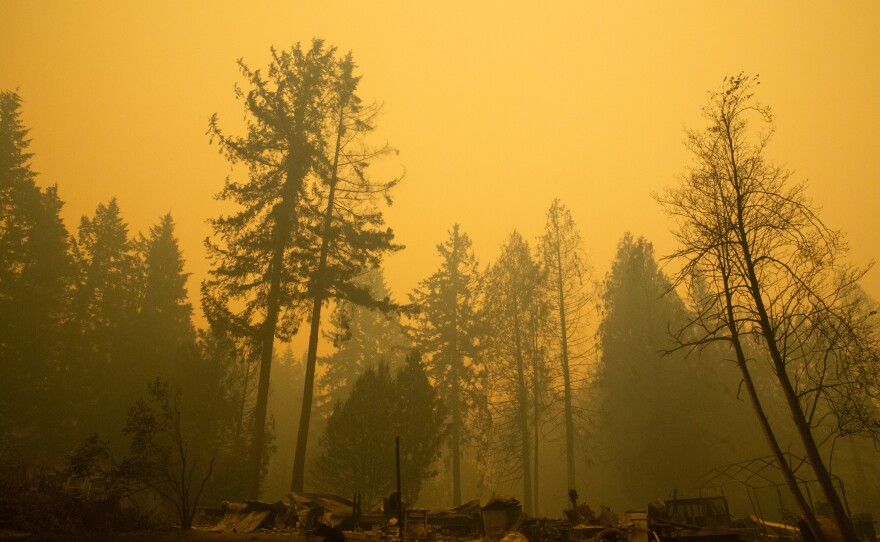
[2, 38, 879, 540]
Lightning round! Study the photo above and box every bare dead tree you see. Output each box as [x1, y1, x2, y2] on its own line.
[657, 73, 877, 542]
[119, 378, 215, 530]
[539, 198, 593, 492]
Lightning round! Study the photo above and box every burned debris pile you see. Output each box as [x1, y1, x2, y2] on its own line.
[191, 489, 876, 542]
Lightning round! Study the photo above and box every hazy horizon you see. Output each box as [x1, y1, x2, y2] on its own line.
[3, 1, 878, 328]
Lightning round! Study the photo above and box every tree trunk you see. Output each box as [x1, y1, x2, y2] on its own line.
[736, 206, 857, 542]
[722, 112, 857, 542]
[246, 109, 314, 497]
[290, 100, 346, 492]
[532, 334, 540, 517]
[748, 284, 856, 541]
[290, 295, 322, 493]
[246, 231, 285, 498]
[446, 233, 463, 506]
[719, 260, 824, 541]
[553, 215, 577, 491]
[512, 294, 533, 515]
[451, 373, 462, 506]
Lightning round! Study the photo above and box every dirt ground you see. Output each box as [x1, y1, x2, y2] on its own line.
[0, 528, 306, 541]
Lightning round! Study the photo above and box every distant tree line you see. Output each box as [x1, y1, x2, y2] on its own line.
[3, 47, 880, 542]
[0, 88, 255, 517]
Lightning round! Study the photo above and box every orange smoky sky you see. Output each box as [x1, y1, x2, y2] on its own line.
[2, 1, 879, 329]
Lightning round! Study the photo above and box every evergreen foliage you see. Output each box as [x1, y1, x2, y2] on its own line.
[203, 40, 337, 497]
[136, 213, 195, 366]
[3, 57, 880, 532]
[313, 351, 445, 509]
[591, 233, 761, 507]
[481, 230, 548, 515]
[409, 224, 484, 506]
[291, 50, 402, 491]
[394, 350, 448, 503]
[318, 269, 410, 412]
[0, 90, 73, 455]
[203, 40, 402, 496]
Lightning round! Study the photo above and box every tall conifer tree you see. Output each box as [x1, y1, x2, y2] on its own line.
[204, 40, 336, 497]
[71, 198, 139, 438]
[538, 198, 591, 492]
[410, 225, 483, 506]
[482, 231, 544, 515]
[291, 52, 401, 493]
[206, 41, 401, 496]
[133, 213, 196, 381]
[0, 90, 73, 454]
[317, 269, 410, 413]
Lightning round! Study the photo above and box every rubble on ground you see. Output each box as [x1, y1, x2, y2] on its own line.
[193, 490, 872, 542]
